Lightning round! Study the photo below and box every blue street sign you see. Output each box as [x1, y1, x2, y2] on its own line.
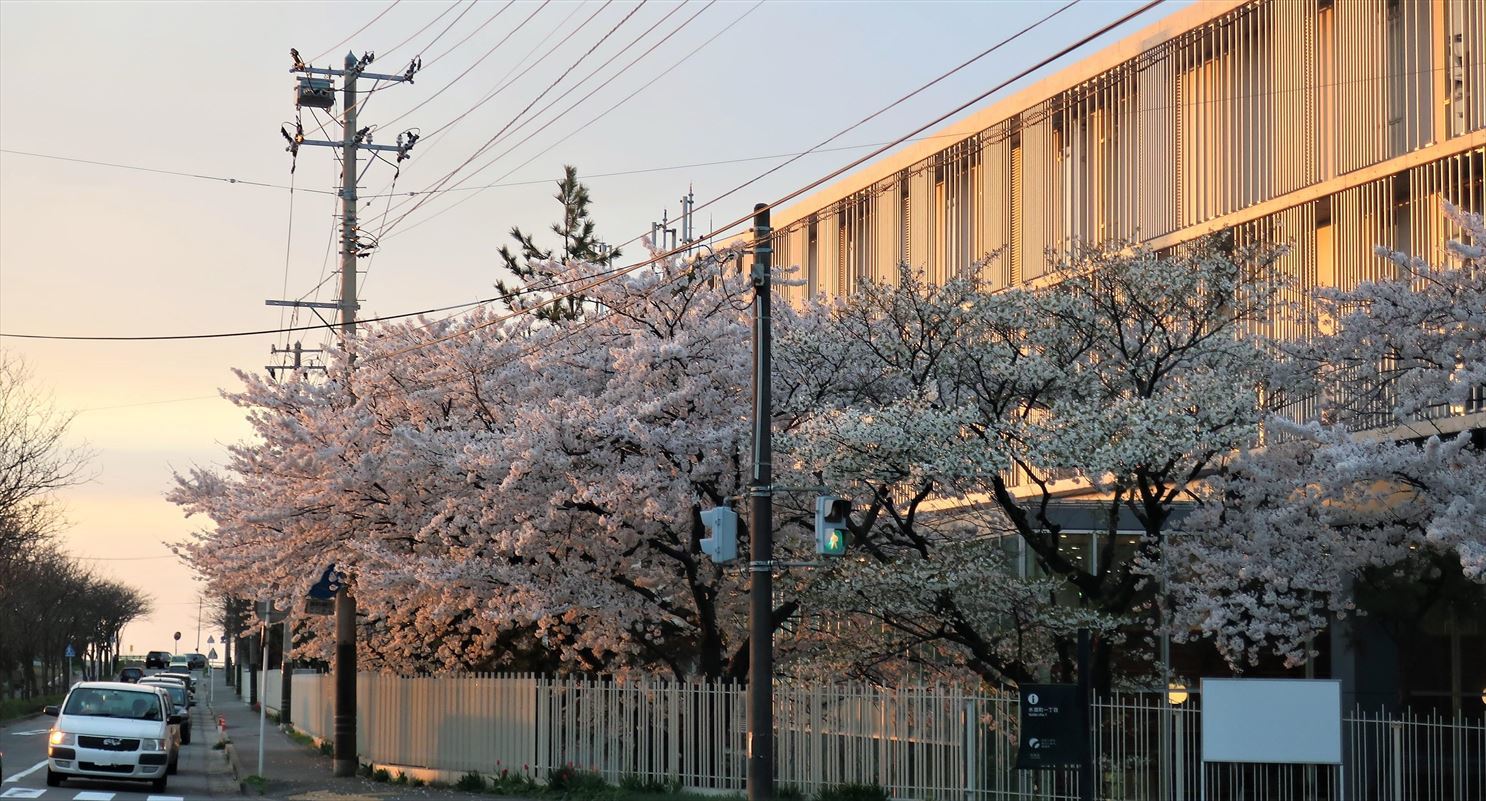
[64, 644, 75, 658]
[307, 564, 340, 600]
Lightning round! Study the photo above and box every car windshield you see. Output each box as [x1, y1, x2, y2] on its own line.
[149, 684, 186, 706]
[62, 688, 163, 720]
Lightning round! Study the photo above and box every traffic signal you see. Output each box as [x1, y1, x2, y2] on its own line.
[815, 495, 851, 556]
[699, 506, 738, 564]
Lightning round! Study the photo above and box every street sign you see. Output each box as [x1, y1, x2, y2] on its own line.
[173, 631, 181, 643]
[255, 600, 289, 624]
[208, 635, 216, 645]
[1015, 684, 1088, 769]
[208, 648, 219, 660]
[64, 644, 75, 658]
[304, 596, 335, 616]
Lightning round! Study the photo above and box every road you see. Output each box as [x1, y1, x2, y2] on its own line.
[0, 679, 219, 801]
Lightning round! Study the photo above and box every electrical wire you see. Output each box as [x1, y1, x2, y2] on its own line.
[0, 265, 638, 342]
[376, 0, 528, 131]
[0, 148, 335, 194]
[374, 0, 634, 235]
[378, 0, 463, 62]
[358, 131, 970, 200]
[276, 171, 299, 355]
[307, 0, 402, 64]
[422, 0, 511, 68]
[392, 0, 695, 207]
[379, 0, 737, 240]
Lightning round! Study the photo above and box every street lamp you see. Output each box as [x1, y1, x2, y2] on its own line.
[1168, 683, 1190, 705]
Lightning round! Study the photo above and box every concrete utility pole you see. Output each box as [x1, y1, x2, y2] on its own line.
[747, 203, 774, 801]
[274, 47, 421, 779]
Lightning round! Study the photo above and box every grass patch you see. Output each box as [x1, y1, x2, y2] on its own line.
[0, 694, 63, 722]
[242, 774, 268, 795]
[372, 767, 392, 782]
[456, 771, 487, 792]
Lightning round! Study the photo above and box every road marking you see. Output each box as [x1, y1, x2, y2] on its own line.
[1, 761, 46, 783]
[7, 730, 49, 736]
[72, 794, 115, 801]
[0, 789, 46, 799]
[146, 796, 185, 801]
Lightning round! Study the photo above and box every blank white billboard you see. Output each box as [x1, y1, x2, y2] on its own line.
[1201, 678, 1342, 765]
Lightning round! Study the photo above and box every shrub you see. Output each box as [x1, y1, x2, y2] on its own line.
[393, 771, 408, 785]
[776, 786, 807, 801]
[817, 784, 890, 801]
[456, 771, 487, 792]
[547, 764, 610, 797]
[372, 767, 391, 783]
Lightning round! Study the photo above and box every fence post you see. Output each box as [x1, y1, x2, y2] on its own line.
[1390, 720, 1403, 801]
[964, 699, 976, 801]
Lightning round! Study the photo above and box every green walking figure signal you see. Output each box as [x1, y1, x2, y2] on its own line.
[815, 496, 851, 556]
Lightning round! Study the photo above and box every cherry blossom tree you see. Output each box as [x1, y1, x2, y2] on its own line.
[1170, 201, 1486, 669]
[779, 236, 1292, 688]
[172, 250, 814, 677]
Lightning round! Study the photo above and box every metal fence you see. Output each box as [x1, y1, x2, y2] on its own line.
[270, 672, 1484, 801]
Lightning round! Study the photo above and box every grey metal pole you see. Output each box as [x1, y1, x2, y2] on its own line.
[332, 49, 360, 780]
[279, 617, 293, 728]
[258, 621, 268, 778]
[747, 203, 774, 801]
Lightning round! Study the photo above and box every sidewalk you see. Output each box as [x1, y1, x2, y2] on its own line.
[207, 668, 500, 801]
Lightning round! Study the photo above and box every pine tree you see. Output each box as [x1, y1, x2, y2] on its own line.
[497, 165, 621, 323]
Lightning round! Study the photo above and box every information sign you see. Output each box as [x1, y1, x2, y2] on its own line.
[1015, 683, 1088, 769]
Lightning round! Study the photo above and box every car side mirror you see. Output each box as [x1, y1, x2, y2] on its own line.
[168, 714, 183, 725]
[44, 705, 60, 717]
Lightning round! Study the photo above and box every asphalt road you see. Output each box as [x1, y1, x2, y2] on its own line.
[0, 686, 212, 801]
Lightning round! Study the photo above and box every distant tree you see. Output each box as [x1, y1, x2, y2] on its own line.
[497, 165, 621, 323]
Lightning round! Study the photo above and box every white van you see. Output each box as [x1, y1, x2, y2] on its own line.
[44, 681, 182, 792]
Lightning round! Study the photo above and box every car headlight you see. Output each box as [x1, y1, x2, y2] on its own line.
[139, 738, 166, 751]
[49, 731, 76, 746]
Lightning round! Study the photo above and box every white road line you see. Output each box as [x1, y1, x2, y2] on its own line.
[72, 793, 115, 801]
[0, 788, 46, 799]
[146, 796, 185, 801]
[1, 760, 46, 783]
[7, 730, 49, 736]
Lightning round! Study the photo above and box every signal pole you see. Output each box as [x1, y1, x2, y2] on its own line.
[747, 203, 774, 801]
[274, 47, 421, 779]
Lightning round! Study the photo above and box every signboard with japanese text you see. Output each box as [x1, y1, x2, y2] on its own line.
[1015, 683, 1087, 769]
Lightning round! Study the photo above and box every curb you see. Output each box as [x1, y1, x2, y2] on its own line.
[209, 701, 249, 795]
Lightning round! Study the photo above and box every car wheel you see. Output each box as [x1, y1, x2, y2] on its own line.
[182, 724, 191, 745]
[46, 769, 63, 787]
[152, 773, 168, 793]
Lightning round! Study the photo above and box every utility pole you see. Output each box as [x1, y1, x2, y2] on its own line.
[747, 203, 773, 801]
[276, 47, 421, 780]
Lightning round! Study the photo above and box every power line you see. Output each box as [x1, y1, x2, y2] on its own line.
[379, 0, 746, 240]
[378, 0, 699, 232]
[377, 0, 531, 131]
[376, 0, 639, 237]
[0, 148, 334, 194]
[1, 264, 634, 342]
[307, 0, 402, 64]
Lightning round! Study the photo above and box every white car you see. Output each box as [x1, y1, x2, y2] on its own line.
[44, 681, 182, 792]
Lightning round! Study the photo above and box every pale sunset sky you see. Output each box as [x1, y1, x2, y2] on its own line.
[0, 0, 1184, 658]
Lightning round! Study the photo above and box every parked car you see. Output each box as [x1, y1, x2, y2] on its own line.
[44, 681, 181, 792]
[184, 653, 208, 671]
[116, 667, 144, 684]
[138, 679, 192, 744]
[160, 665, 196, 694]
[144, 651, 171, 669]
[143, 674, 193, 703]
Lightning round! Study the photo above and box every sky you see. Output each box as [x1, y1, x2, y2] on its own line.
[0, 0, 1189, 659]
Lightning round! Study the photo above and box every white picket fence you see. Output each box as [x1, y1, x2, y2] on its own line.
[261, 672, 1484, 801]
